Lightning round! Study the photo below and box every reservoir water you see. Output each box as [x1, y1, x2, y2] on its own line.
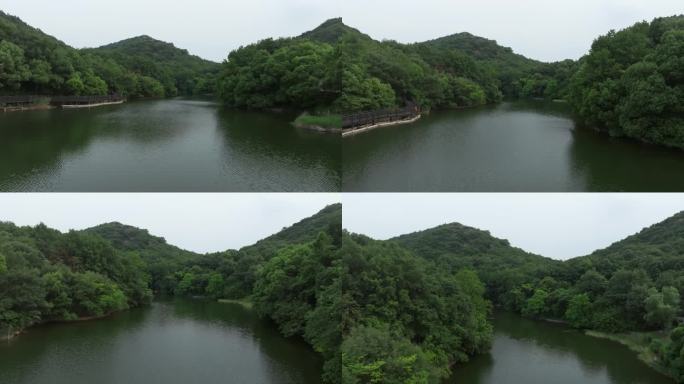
[449, 312, 673, 384]
[0, 99, 341, 192]
[343, 101, 684, 192]
[0, 300, 323, 384]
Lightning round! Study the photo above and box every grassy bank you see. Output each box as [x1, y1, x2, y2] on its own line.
[585, 330, 671, 377]
[293, 113, 342, 130]
[217, 298, 253, 309]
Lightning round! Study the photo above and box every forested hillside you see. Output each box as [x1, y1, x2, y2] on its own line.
[88, 204, 343, 383]
[392, 223, 563, 304]
[0, 10, 218, 97]
[85, 36, 219, 96]
[0, 205, 340, 350]
[569, 15, 684, 149]
[338, 233, 492, 383]
[387, 211, 684, 382]
[216, 17, 585, 115]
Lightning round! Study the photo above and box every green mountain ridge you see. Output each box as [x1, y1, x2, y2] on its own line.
[300, 17, 372, 44]
[341, 211, 684, 382]
[0, 10, 217, 97]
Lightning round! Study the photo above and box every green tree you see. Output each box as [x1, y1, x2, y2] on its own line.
[565, 293, 593, 328]
[65, 73, 85, 95]
[341, 325, 435, 384]
[522, 289, 549, 318]
[575, 270, 608, 298]
[0, 40, 30, 90]
[644, 286, 680, 330]
[205, 273, 225, 299]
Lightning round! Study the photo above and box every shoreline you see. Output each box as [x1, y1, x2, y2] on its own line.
[342, 114, 422, 137]
[1, 104, 54, 113]
[1, 308, 131, 341]
[217, 298, 253, 309]
[513, 313, 675, 381]
[293, 123, 342, 133]
[584, 330, 673, 379]
[61, 100, 125, 109]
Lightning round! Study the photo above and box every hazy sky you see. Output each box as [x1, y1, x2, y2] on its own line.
[0, 193, 339, 253]
[343, 193, 684, 260]
[1, 0, 681, 62]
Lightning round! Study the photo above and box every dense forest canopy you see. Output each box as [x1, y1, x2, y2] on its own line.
[3, 207, 684, 383]
[218, 15, 683, 148]
[568, 15, 684, 149]
[338, 233, 492, 383]
[0, 204, 340, 339]
[2, 11, 682, 148]
[386, 211, 684, 382]
[84, 35, 219, 96]
[216, 17, 587, 114]
[0, 10, 219, 97]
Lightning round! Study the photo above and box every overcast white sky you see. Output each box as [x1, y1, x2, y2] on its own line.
[1, 0, 681, 62]
[343, 194, 684, 260]
[0, 193, 339, 254]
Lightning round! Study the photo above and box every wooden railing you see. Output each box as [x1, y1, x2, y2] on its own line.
[342, 104, 420, 131]
[0, 95, 46, 106]
[51, 95, 124, 106]
[0, 94, 124, 107]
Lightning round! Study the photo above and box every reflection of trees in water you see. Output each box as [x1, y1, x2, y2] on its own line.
[0, 100, 212, 188]
[216, 108, 342, 190]
[216, 108, 341, 166]
[0, 110, 98, 185]
[168, 299, 324, 383]
[0, 307, 150, 383]
[491, 312, 672, 383]
[0, 99, 342, 191]
[568, 126, 684, 192]
[499, 99, 575, 119]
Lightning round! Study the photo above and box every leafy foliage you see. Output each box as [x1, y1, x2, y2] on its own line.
[0, 222, 151, 336]
[391, 211, 684, 337]
[0, 10, 218, 97]
[569, 15, 684, 149]
[339, 233, 492, 383]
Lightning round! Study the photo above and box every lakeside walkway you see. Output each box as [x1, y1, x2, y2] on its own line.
[342, 104, 421, 137]
[1, 95, 125, 112]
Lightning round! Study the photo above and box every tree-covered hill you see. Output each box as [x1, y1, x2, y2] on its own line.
[569, 15, 684, 149]
[338, 232, 492, 383]
[85, 35, 219, 96]
[0, 10, 217, 97]
[380, 211, 684, 382]
[568, 211, 684, 287]
[391, 222, 562, 303]
[85, 221, 181, 252]
[0, 204, 340, 341]
[217, 17, 580, 115]
[299, 17, 372, 44]
[241, 202, 342, 258]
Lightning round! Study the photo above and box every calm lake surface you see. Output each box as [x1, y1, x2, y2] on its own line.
[343, 101, 684, 192]
[449, 312, 673, 384]
[0, 99, 341, 191]
[0, 300, 323, 384]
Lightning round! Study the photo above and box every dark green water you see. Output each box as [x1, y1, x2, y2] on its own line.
[342, 101, 684, 192]
[449, 312, 673, 384]
[0, 99, 341, 191]
[0, 300, 323, 384]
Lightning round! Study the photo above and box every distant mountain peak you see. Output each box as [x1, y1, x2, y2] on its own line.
[300, 17, 370, 43]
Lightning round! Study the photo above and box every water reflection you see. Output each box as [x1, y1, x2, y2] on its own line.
[0, 300, 322, 384]
[0, 99, 341, 191]
[342, 101, 684, 192]
[448, 312, 673, 384]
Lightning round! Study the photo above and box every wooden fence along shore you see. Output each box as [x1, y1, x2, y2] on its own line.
[0, 95, 125, 111]
[342, 103, 421, 137]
